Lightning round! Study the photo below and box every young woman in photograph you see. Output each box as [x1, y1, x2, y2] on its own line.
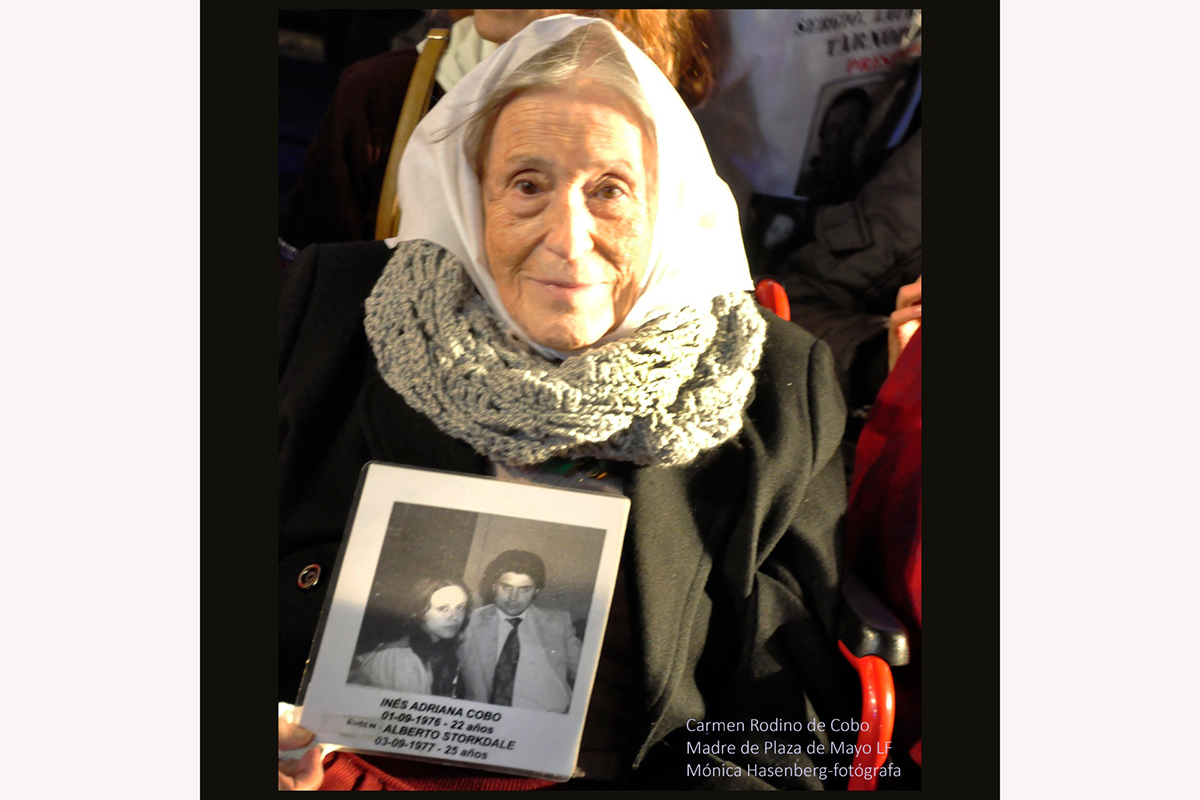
[348, 576, 472, 696]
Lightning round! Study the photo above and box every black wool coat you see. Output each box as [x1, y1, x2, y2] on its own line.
[279, 241, 859, 789]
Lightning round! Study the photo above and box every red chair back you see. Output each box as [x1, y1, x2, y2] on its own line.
[754, 278, 790, 320]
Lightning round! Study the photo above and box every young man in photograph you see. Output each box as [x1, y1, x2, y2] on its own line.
[458, 550, 582, 713]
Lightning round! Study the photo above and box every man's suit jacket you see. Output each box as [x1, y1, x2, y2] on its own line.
[457, 603, 582, 708]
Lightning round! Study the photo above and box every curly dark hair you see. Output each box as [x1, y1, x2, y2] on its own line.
[479, 550, 547, 604]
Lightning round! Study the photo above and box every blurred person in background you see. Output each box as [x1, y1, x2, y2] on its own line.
[844, 277, 922, 787]
[279, 9, 714, 251]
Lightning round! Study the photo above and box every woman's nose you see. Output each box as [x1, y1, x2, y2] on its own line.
[543, 191, 595, 262]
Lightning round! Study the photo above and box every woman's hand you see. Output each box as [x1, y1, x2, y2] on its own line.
[887, 276, 921, 372]
[278, 715, 324, 790]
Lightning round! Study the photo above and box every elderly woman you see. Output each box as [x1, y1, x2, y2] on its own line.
[279, 16, 853, 790]
[347, 577, 471, 696]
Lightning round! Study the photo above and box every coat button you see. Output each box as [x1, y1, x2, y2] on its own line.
[297, 564, 321, 590]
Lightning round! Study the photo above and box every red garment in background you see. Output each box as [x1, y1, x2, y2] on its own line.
[845, 324, 921, 767]
[319, 750, 555, 791]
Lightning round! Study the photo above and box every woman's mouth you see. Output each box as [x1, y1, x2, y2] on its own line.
[529, 277, 604, 299]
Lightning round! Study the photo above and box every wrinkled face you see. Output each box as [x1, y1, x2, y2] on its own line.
[482, 85, 656, 352]
[421, 585, 469, 641]
[493, 571, 539, 617]
[472, 10, 564, 44]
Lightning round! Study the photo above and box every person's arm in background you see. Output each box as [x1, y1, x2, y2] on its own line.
[775, 129, 923, 412]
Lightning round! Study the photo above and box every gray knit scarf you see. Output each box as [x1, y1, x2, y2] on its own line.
[364, 240, 766, 467]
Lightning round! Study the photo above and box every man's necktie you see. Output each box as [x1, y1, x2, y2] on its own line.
[490, 618, 521, 705]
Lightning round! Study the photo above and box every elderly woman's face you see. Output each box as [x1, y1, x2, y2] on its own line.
[421, 585, 469, 641]
[482, 85, 656, 352]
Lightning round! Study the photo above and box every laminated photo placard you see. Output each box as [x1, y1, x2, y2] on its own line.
[295, 462, 630, 782]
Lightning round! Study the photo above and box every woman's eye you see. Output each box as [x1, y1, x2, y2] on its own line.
[515, 180, 539, 195]
[597, 185, 625, 200]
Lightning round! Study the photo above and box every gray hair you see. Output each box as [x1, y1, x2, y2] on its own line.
[453, 22, 657, 178]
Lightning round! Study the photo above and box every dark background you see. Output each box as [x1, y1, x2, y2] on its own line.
[277, 9, 448, 230]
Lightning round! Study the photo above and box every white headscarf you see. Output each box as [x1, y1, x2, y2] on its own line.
[393, 14, 753, 360]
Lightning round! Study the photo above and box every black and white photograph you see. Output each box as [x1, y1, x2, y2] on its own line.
[793, 73, 890, 200]
[295, 462, 628, 780]
[345, 501, 604, 715]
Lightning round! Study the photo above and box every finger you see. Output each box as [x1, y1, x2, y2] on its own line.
[278, 702, 298, 726]
[279, 746, 324, 791]
[279, 762, 300, 791]
[279, 717, 316, 751]
[896, 276, 922, 309]
[896, 286, 921, 309]
[278, 750, 320, 779]
[896, 318, 921, 345]
[887, 315, 921, 372]
[889, 305, 923, 327]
